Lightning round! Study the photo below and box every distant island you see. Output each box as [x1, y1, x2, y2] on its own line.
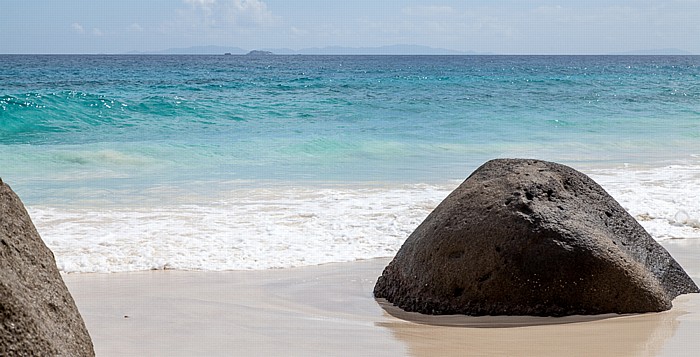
[127, 44, 477, 55]
[126, 45, 695, 56]
[246, 50, 274, 56]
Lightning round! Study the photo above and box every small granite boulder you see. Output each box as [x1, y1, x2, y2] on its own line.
[374, 159, 698, 316]
[1, 179, 95, 356]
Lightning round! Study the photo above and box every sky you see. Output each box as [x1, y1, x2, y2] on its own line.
[1, 0, 700, 54]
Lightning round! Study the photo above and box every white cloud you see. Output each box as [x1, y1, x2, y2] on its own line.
[290, 26, 307, 36]
[184, 0, 216, 5]
[92, 28, 104, 36]
[71, 23, 84, 34]
[228, 0, 280, 26]
[180, 0, 280, 29]
[402, 5, 456, 17]
[129, 23, 143, 32]
[364, 5, 511, 41]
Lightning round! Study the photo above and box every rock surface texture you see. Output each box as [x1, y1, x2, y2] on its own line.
[1, 180, 95, 356]
[374, 159, 699, 316]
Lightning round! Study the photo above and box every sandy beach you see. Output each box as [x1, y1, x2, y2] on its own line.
[62, 239, 700, 357]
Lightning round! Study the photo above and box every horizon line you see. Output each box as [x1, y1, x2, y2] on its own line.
[2, 53, 698, 56]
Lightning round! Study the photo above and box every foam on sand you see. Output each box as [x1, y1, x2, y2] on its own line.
[590, 163, 700, 240]
[30, 184, 452, 273]
[29, 162, 700, 274]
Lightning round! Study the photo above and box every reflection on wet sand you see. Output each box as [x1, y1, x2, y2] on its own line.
[377, 303, 682, 356]
[377, 298, 632, 328]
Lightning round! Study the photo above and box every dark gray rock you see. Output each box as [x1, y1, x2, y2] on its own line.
[374, 159, 698, 316]
[1, 179, 95, 356]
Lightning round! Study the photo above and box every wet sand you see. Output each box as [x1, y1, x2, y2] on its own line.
[63, 240, 700, 356]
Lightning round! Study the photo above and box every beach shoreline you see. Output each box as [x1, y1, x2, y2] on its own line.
[63, 240, 700, 357]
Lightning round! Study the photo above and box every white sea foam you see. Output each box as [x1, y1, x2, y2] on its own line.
[28, 184, 454, 273]
[590, 163, 700, 241]
[27, 163, 700, 273]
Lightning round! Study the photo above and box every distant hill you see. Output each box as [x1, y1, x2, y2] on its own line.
[287, 44, 475, 55]
[114, 45, 698, 56]
[609, 48, 695, 55]
[128, 45, 247, 55]
[128, 44, 477, 55]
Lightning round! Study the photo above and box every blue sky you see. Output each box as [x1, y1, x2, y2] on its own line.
[2, 0, 699, 54]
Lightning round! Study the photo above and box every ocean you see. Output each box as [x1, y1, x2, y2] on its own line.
[1, 55, 699, 272]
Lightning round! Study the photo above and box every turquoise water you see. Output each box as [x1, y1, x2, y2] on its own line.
[3, 55, 700, 204]
[2, 55, 700, 272]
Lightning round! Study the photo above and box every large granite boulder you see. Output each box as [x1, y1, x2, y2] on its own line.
[1, 179, 94, 356]
[374, 159, 698, 316]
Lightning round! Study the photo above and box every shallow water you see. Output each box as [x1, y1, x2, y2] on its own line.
[2, 55, 700, 272]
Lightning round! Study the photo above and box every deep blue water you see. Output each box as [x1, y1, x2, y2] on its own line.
[2, 55, 700, 204]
